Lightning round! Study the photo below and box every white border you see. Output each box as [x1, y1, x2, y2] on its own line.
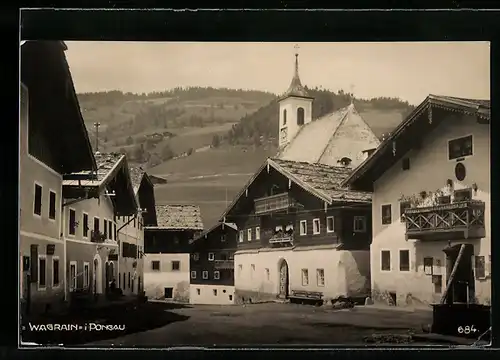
[190, 270, 197, 279]
[152, 260, 160, 271]
[255, 227, 260, 240]
[312, 218, 321, 235]
[171, 260, 181, 271]
[238, 230, 244, 243]
[316, 268, 325, 287]
[83, 261, 90, 288]
[68, 207, 77, 237]
[247, 228, 252, 242]
[447, 133, 474, 162]
[82, 212, 89, 239]
[37, 254, 47, 291]
[208, 252, 215, 261]
[326, 216, 335, 233]
[202, 270, 209, 279]
[381, 203, 392, 225]
[214, 271, 220, 280]
[301, 268, 309, 286]
[398, 248, 411, 272]
[69, 260, 77, 291]
[51, 256, 60, 288]
[380, 249, 392, 272]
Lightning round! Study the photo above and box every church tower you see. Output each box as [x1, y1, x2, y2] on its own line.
[278, 46, 314, 149]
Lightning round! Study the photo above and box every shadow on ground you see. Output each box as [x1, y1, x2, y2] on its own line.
[21, 301, 190, 346]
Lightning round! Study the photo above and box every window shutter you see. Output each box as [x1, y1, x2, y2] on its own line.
[30, 245, 38, 282]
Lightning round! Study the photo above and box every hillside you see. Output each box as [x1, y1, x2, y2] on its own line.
[78, 87, 414, 228]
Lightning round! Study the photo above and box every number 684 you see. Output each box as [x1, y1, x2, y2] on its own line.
[457, 326, 477, 334]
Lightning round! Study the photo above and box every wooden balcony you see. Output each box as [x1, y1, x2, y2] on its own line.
[214, 260, 234, 270]
[254, 193, 297, 215]
[268, 233, 294, 245]
[405, 200, 486, 241]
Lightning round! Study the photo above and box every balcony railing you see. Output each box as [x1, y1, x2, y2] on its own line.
[214, 260, 234, 270]
[405, 200, 486, 240]
[268, 233, 294, 244]
[90, 230, 107, 243]
[254, 193, 297, 215]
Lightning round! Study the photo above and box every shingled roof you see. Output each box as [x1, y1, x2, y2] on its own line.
[147, 204, 204, 231]
[63, 152, 125, 187]
[128, 166, 153, 193]
[279, 53, 313, 101]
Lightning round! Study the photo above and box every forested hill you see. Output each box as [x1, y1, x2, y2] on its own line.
[224, 87, 416, 146]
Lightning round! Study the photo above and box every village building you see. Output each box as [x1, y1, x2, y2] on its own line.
[144, 205, 203, 302]
[220, 52, 378, 305]
[20, 41, 97, 314]
[343, 95, 491, 307]
[116, 167, 158, 296]
[62, 152, 138, 302]
[189, 222, 238, 305]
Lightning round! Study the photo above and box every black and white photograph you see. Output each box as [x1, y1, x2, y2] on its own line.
[19, 39, 491, 347]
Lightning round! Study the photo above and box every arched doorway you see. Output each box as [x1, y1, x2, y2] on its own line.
[278, 259, 289, 299]
[93, 254, 103, 294]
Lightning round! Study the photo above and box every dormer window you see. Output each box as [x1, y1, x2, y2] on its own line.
[338, 157, 352, 167]
[297, 107, 305, 125]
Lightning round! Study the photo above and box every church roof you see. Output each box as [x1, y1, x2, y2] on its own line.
[277, 103, 381, 167]
[279, 54, 313, 101]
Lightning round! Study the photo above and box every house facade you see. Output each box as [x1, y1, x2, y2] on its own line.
[19, 41, 97, 314]
[144, 205, 203, 302]
[221, 52, 378, 305]
[344, 95, 491, 307]
[62, 153, 138, 301]
[190, 223, 238, 305]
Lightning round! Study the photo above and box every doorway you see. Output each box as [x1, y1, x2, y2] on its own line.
[443, 244, 475, 304]
[278, 259, 289, 299]
[164, 287, 173, 299]
[93, 254, 103, 294]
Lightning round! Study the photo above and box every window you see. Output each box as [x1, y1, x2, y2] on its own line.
[250, 264, 255, 279]
[432, 275, 442, 293]
[313, 219, 320, 235]
[49, 191, 56, 220]
[256, 227, 260, 240]
[402, 158, 410, 171]
[283, 109, 287, 125]
[83, 262, 90, 288]
[247, 228, 252, 242]
[299, 220, 307, 235]
[52, 258, 60, 287]
[213, 289, 218, 296]
[83, 213, 89, 237]
[326, 216, 335, 233]
[94, 217, 100, 233]
[297, 107, 305, 125]
[133, 217, 136, 228]
[448, 135, 473, 160]
[301, 269, 309, 286]
[193, 253, 200, 261]
[33, 183, 42, 216]
[208, 253, 215, 261]
[399, 201, 411, 222]
[221, 234, 226, 242]
[69, 261, 77, 290]
[202, 271, 209, 279]
[191, 271, 197, 279]
[113, 223, 116, 240]
[229, 295, 233, 301]
[172, 261, 180, 271]
[128, 272, 131, 288]
[108, 221, 113, 240]
[123, 273, 126, 289]
[118, 273, 121, 288]
[424, 257, 433, 275]
[152, 260, 160, 271]
[238, 264, 243, 276]
[196, 288, 201, 295]
[265, 268, 270, 281]
[381, 251, 391, 271]
[317, 268, 325, 287]
[239, 231, 244, 243]
[381, 204, 392, 225]
[454, 188, 472, 202]
[353, 216, 366, 233]
[164, 287, 173, 299]
[486, 255, 491, 277]
[399, 250, 410, 271]
[69, 209, 76, 235]
[103, 219, 108, 238]
[475, 256, 486, 279]
[214, 271, 220, 280]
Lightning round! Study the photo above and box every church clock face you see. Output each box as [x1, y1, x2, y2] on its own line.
[280, 127, 288, 143]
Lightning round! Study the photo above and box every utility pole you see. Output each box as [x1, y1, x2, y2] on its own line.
[94, 122, 101, 152]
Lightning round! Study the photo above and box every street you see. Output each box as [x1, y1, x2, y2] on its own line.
[87, 302, 435, 346]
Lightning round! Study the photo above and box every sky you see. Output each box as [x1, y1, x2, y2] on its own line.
[64, 41, 490, 105]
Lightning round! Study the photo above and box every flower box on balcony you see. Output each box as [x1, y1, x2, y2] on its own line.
[90, 230, 107, 243]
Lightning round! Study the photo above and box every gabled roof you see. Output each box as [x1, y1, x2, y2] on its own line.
[128, 166, 154, 194]
[343, 94, 490, 191]
[145, 204, 204, 231]
[63, 152, 125, 188]
[191, 222, 237, 243]
[220, 157, 372, 220]
[278, 104, 380, 168]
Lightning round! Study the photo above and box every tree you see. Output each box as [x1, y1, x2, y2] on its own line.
[211, 134, 220, 148]
[161, 143, 175, 161]
[119, 147, 126, 154]
[126, 136, 134, 145]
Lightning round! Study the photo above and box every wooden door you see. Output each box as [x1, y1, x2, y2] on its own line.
[279, 260, 289, 298]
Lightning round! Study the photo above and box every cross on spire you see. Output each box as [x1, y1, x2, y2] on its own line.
[294, 44, 300, 75]
[294, 44, 300, 56]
